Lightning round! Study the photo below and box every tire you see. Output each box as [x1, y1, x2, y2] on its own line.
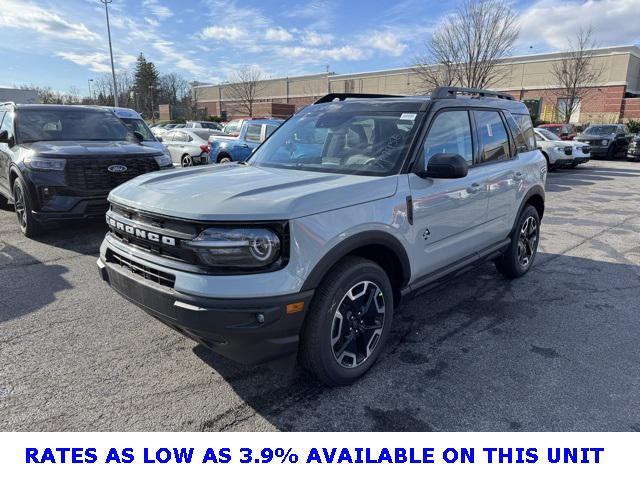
[495, 205, 540, 279]
[543, 153, 555, 171]
[0, 194, 8, 210]
[181, 155, 193, 168]
[12, 178, 40, 238]
[606, 145, 617, 160]
[299, 256, 394, 386]
[219, 155, 232, 164]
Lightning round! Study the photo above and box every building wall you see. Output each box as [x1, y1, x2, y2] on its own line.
[194, 46, 640, 123]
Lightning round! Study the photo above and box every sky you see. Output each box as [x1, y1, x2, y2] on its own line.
[0, 0, 639, 95]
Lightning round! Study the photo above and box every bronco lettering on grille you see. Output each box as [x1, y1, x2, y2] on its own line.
[108, 217, 176, 246]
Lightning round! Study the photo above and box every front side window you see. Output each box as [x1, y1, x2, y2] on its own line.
[250, 105, 421, 176]
[475, 110, 510, 163]
[245, 124, 262, 143]
[16, 109, 129, 143]
[423, 110, 473, 165]
[121, 118, 155, 141]
[1, 110, 14, 136]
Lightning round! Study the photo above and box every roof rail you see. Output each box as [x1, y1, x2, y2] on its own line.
[431, 87, 515, 101]
[314, 93, 404, 104]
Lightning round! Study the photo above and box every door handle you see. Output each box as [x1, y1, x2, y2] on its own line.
[466, 182, 481, 194]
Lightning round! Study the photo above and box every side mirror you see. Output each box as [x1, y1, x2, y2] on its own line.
[0, 130, 9, 143]
[419, 153, 469, 179]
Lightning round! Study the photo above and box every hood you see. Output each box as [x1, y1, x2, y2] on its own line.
[24, 140, 162, 157]
[539, 139, 573, 147]
[109, 163, 399, 221]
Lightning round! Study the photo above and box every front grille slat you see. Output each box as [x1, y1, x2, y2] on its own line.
[66, 157, 159, 191]
[106, 249, 175, 288]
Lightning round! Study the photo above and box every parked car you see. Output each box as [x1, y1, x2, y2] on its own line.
[0, 103, 172, 237]
[575, 124, 632, 159]
[626, 135, 640, 162]
[150, 123, 177, 137]
[539, 123, 577, 140]
[534, 128, 589, 169]
[97, 88, 545, 386]
[185, 121, 222, 131]
[161, 128, 216, 167]
[209, 119, 283, 163]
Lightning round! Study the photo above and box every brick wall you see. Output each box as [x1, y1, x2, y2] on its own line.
[621, 98, 640, 120]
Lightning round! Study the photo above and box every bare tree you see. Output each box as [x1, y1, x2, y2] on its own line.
[412, 0, 519, 93]
[549, 27, 603, 123]
[224, 67, 265, 117]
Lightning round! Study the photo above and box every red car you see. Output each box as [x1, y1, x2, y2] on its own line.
[539, 123, 577, 140]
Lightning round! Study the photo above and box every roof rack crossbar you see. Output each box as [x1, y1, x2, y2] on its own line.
[314, 93, 404, 104]
[431, 87, 515, 101]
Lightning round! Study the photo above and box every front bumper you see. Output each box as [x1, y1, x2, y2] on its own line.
[627, 147, 640, 161]
[97, 251, 314, 365]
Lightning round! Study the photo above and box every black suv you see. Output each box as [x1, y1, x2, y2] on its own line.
[0, 103, 173, 237]
[575, 123, 633, 159]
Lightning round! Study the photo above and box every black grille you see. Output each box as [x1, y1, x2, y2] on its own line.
[106, 249, 175, 288]
[66, 157, 159, 191]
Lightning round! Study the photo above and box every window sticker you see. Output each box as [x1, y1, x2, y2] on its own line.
[486, 123, 493, 137]
[400, 113, 417, 121]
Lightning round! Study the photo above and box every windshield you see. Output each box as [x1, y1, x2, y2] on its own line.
[17, 109, 130, 143]
[537, 129, 561, 141]
[121, 117, 155, 141]
[249, 106, 421, 176]
[584, 125, 616, 135]
[543, 125, 562, 136]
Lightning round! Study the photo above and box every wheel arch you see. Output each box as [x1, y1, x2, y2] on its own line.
[301, 231, 411, 307]
[511, 186, 545, 236]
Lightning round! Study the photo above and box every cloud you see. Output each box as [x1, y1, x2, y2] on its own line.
[153, 41, 208, 76]
[202, 25, 247, 41]
[57, 51, 137, 73]
[518, 0, 640, 50]
[142, 0, 173, 20]
[265, 27, 294, 42]
[302, 31, 334, 46]
[280, 45, 368, 62]
[0, 0, 100, 42]
[369, 32, 408, 56]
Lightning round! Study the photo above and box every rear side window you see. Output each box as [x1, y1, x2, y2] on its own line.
[423, 110, 473, 165]
[474, 110, 510, 163]
[265, 124, 278, 138]
[245, 124, 262, 143]
[506, 113, 536, 153]
[1, 110, 14, 136]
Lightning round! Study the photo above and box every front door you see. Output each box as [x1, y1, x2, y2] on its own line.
[408, 109, 489, 278]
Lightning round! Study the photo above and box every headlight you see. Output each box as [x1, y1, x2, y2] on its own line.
[601, 139, 609, 146]
[154, 152, 173, 167]
[24, 157, 66, 170]
[185, 227, 281, 268]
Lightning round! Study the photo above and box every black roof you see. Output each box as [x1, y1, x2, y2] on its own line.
[12, 104, 109, 112]
[311, 90, 530, 115]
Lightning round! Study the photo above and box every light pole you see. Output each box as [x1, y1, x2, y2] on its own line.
[88, 79, 94, 102]
[100, 0, 118, 106]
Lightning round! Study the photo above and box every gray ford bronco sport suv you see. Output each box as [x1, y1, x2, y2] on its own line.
[98, 87, 546, 386]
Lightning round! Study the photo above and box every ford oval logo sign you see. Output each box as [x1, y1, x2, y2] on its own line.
[108, 165, 128, 173]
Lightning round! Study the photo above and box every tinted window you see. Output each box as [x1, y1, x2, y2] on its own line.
[423, 110, 473, 165]
[508, 113, 536, 152]
[0, 111, 12, 136]
[475, 110, 510, 163]
[245, 124, 262, 143]
[162, 131, 176, 142]
[121, 118, 155, 141]
[16, 109, 129, 143]
[584, 125, 616, 135]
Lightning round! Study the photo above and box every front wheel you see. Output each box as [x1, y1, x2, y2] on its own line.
[299, 256, 393, 386]
[12, 178, 40, 237]
[495, 205, 540, 279]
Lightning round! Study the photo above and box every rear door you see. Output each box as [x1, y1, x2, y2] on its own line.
[472, 109, 527, 241]
[408, 108, 490, 277]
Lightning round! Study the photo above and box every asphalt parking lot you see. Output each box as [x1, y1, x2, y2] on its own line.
[1, 159, 639, 432]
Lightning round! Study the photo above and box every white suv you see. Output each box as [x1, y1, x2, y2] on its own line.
[97, 88, 546, 386]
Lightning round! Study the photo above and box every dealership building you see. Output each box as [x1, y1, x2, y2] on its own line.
[192, 45, 640, 123]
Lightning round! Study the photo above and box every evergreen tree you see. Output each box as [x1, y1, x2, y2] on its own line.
[133, 53, 159, 119]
